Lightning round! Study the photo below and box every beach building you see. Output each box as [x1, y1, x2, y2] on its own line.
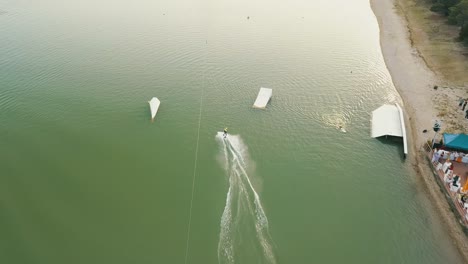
[427, 134, 468, 227]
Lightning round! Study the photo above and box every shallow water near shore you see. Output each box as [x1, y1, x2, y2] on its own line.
[0, 0, 464, 263]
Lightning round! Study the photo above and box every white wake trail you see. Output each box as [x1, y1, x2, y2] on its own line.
[216, 133, 276, 264]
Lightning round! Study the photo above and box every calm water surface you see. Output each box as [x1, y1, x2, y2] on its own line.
[0, 0, 464, 263]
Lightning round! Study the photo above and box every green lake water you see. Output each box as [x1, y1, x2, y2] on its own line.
[0, 0, 464, 263]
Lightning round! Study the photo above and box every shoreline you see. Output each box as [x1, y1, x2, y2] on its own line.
[370, 0, 468, 261]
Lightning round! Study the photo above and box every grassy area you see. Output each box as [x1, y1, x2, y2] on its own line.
[396, 0, 468, 87]
[433, 91, 467, 133]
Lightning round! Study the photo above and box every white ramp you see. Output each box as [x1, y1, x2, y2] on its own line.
[148, 97, 161, 121]
[253, 87, 272, 109]
[371, 104, 402, 138]
[395, 103, 408, 155]
[371, 103, 408, 155]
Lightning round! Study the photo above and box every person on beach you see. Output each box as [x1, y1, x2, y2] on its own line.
[463, 100, 467, 111]
[438, 149, 446, 160]
[443, 160, 452, 173]
[460, 194, 468, 205]
[444, 172, 453, 183]
[459, 98, 465, 107]
[432, 149, 440, 164]
[465, 109, 468, 119]
[453, 175, 460, 187]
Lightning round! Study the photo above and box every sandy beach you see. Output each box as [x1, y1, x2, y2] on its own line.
[371, 0, 468, 261]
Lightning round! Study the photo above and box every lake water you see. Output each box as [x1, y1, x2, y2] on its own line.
[0, 0, 464, 263]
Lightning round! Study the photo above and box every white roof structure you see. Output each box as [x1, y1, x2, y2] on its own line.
[371, 103, 408, 155]
[253, 87, 272, 109]
[371, 105, 402, 137]
[148, 97, 161, 121]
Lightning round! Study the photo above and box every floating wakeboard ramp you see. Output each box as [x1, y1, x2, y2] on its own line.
[253, 87, 272, 109]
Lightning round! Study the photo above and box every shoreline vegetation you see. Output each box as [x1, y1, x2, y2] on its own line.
[396, 0, 468, 87]
[371, 0, 468, 261]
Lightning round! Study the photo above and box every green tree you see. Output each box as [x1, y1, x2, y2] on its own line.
[460, 24, 468, 44]
[448, 0, 468, 24]
[448, 0, 468, 43]
[431, 0, 461, 15]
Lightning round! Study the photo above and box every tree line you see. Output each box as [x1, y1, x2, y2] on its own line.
[430, 0, 468, 44]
